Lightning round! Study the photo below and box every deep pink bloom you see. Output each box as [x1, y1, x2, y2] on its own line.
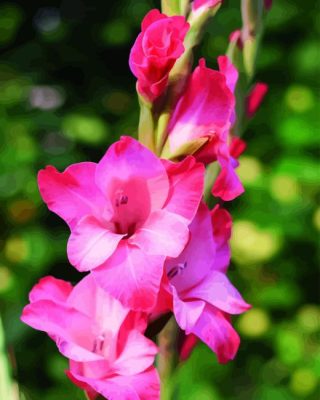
[264, 0, 272, 10]
[167, 57, 244, 201]
[163, 203, 251, 363]
[229, 29, 243, 49]
[192, 0, 222, 11]
[168, 58, 235, 153]
[179, 333, 198, 361]
[129, 9, 189, 102]
[229, 137, 246, 160]
[38, 137, 204, 310]
[21, 275, 160, 399]
[246, 82, 268, 118]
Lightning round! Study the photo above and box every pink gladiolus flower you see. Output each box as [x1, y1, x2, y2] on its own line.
[192, 0, 222, 11]
[38, 136, 204, 311]
[163, 203, 251, 363]
[246, 82, 268, 118]
[21, 275, 160, 400]
[168, 56, 244, 201]
[129, 9, 189, 102]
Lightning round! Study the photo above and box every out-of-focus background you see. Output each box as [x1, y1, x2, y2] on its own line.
[0, 0, 319, 399]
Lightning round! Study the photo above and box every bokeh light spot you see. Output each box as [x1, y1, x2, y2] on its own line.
[238, 308, 271, 338]
[285, 85, 314, 113]
[270, 175, 301, 203]
[289, 368, 318, 397]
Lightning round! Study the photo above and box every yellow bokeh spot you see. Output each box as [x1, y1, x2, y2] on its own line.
[237, 156, 263, 184]
[0, 265, 13, 292]
[238, 308, 270, 337]
[285, 85, 315, 113]
[231, 221, 280, 265]
[289, 368, 318, 397]
[313, 208, 320, 231]
[270, 175, 301, 203]
[4, 236, 29, 263]
[297, 305, 320, 333]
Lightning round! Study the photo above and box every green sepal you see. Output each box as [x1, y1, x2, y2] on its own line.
[161, 137, 208, 160]
[138, 94, 156, 153]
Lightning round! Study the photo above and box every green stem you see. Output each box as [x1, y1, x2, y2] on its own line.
[138, 96, 156, 153]
[0, 317, 15, 400]
[157, 317, 179, 400]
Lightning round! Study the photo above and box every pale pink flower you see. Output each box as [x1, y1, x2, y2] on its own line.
[167, 57, 244, 201]
[21, 275, 160, 400]
[246, 82, 269, 118]
[129, 9, 189, 102]
[162, 203, 251, 363]
[38, 137, 204, 310]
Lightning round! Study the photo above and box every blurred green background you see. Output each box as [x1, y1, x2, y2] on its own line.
[0, 0, 319, 399]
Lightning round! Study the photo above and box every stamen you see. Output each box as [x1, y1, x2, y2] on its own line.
[92, 334, 105, 354]
[115, 192, 128, 207]
[167, 261, 187, 279]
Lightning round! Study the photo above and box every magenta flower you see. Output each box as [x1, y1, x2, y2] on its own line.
[21, 275, 160, 399]
[163, 203, 251, 363]
[38, 136, 204, 310]
[192, 0, 222, 12]
[129, 9, 189, 102]
[246, 82, 269, 119]
[167, 57, 244, 201]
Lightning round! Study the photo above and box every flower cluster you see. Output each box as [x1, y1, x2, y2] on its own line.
[21, 3, 269, 399]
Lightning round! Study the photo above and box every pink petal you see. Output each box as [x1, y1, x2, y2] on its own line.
[66, 370, 98, 400]
[229, 137, 246, 159]
[185, 271, 251, 315]
[69, 366, 160, 400]
[192, 304, 240, 363]
[193, 0, 222, 11]
[168, 59, 234, 152]
[121, 367, 160, 400]
[162, 157, 205, 224]
[67, 216, 124, 272]
[21, 300, 102, 362]
[165, 202, 215, 293]
[211, 205, 232, 272]
[180, 334, 199, 361]
[218, 55, 238, 94]
[29, 276, 72, 303]
[151, 274, 173, 320]
[113, 330, 158, 375]
[96, 137, 169, 213]
[172, 288, 206, 332]
[130, 210, 189, 258]
[246, 82, 268, 118]
[93, 242, 164, 311]
[141, 9, 165, 31]
[212, 151, 244, 201]
[68, 368, 139, 400]
[229, 29, 242, 48]
[67, 275, 129, 338]
[38, 162, 106, 229]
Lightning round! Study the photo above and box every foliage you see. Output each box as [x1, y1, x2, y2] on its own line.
[0, 0, 319, 399]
